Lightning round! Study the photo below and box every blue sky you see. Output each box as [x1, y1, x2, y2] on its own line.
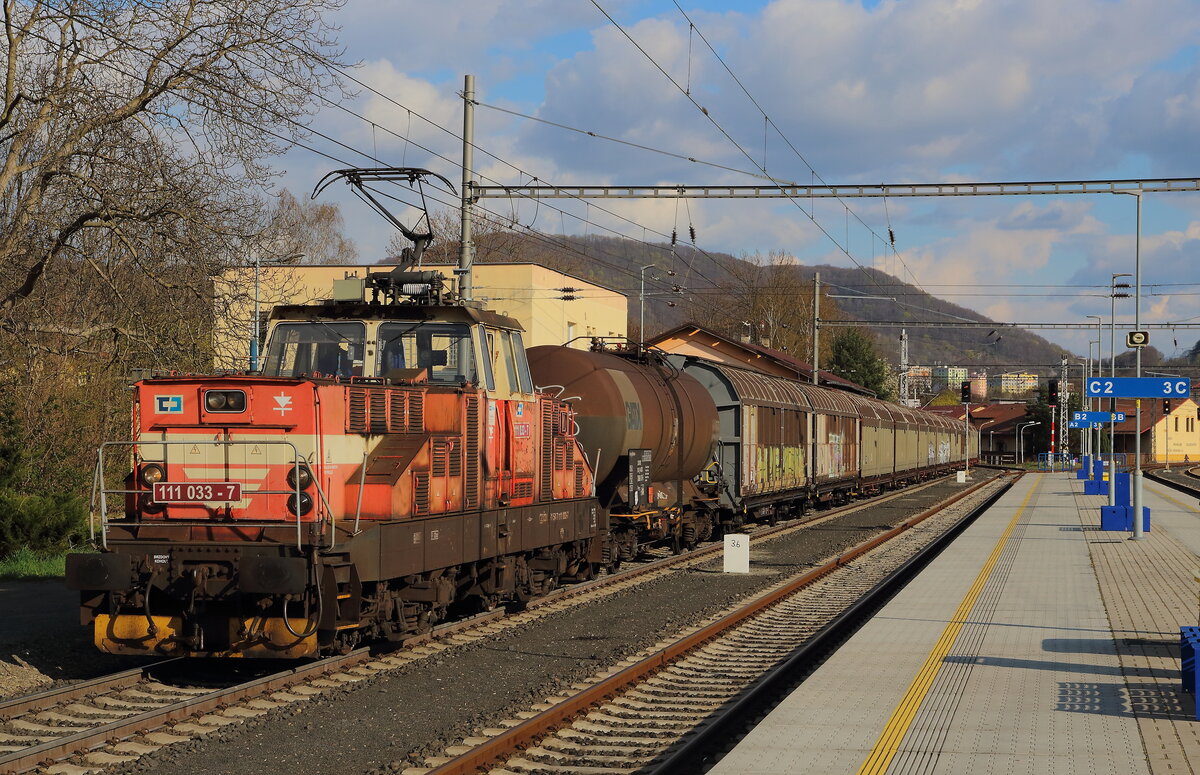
[275, 0, 1200, 359]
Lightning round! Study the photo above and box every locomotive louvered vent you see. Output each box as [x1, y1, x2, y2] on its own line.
[347, 388, 368, 433]
[465, 398, 480, 506]
[574, 463, 584, 497]
[369, 390, 388, 434]
[408, 393, 424, 433]
[412, 472, 429, 515]
[432, 440, 449, 477]
[554, 439, 567, 471]
[388, 391, 408, 432]
[565, 444, 574, 469]
[541, 405, 554, 496]
[448, 442, 462, 477]
[514, 481, 533, 499]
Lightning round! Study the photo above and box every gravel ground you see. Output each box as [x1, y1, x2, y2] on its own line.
[108, 476, 982, 775]
[0, 580, 154, 698]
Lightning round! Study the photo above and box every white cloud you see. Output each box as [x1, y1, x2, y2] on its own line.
[275, 0, 1200, 355]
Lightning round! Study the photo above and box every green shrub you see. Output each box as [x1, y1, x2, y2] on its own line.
[0, 489, 89, 558]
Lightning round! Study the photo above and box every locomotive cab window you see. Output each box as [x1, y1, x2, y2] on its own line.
[262, 322, 365, 379]
[378, 322, 478, 386]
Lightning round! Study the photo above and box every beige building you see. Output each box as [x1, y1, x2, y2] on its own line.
[989, 372, 1039, 396]
[214, 263, 627, 370]
[1107, 398, 1200, 464]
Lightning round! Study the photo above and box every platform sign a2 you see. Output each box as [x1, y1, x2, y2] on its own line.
[1086, 377, 1191, 398]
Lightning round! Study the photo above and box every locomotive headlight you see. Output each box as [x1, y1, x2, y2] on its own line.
[204, 390, 246, 413]
[139, 463, 166, 487]
[286, 491, 314, 516]
[286, 464, 313, 490]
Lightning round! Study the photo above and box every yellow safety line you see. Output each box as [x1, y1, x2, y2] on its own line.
[856, 476, 1041, 775]
[1146, 481, 1200, 514]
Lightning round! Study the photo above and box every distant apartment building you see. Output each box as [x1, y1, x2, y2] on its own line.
[990, 372, 1039, 396]
[930, 365, 967, 393]
[904, 366, 932, 394]
[969, 373, 988, 401]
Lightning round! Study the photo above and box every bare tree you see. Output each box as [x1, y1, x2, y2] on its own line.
[688, 251, 843, 362]
[0, 0, 347, 331]
[255, 189, 358, 265]
[0, 0, 347, 500]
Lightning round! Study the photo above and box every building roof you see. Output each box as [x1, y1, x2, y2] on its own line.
[968, 402, 1029, 433]
[1105, 397, 1197, 434]
[648, 324, 873, 396]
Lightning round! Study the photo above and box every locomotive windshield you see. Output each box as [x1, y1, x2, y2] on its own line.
[262, 322, 366, 378]
[378, 322, 477, 385]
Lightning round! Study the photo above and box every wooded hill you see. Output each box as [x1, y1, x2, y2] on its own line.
[414, 230, 1073, 373]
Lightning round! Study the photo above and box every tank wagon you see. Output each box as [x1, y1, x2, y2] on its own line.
[65, 270, 974, 659]
[528, 346, 974, 552]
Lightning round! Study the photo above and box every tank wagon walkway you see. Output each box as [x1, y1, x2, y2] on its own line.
[713, 471, 1200, 775]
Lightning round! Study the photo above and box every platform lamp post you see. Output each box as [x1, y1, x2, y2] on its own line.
[980, 418, 997, 464]
[1088, 312, 1103, 459]
[1108, 273, 1132, 508]
[1018, 421, 1040, 466]
[1114, 191, 1144, 540]
[250, 252, 261, 371]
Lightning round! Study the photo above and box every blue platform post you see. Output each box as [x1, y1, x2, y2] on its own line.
[1100, 471, 1150, 531]
[1181, 627, 1200, 719]
[1077, 454, 1091, 480]
[1085, 458, 1107, 495]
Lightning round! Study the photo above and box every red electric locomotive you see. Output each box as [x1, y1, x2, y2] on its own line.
[67, 269, 599, 658]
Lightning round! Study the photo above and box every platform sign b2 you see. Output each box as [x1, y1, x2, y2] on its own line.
[1072, 410, 1127, 423]
[1086, 377, 1191, 398]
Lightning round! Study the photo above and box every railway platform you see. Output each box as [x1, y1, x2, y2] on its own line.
[711, 471, 1200, 775]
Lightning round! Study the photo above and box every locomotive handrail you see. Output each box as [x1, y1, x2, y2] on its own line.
[94, 439, 309, 550]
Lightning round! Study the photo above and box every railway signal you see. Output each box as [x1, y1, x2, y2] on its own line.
[1048, 379, 1059, 407]
[960, 381, 971, 403]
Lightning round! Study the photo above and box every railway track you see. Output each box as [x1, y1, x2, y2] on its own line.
[402, 473, 1015, 775]
[1144, 465, 1200, 496]
[0, 652, 376, 774]
[1, 472, 993, 774]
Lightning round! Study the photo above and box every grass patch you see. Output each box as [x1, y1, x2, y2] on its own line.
[0, 547, 69, 580]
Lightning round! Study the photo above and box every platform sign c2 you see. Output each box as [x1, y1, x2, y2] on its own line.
[1086, 377, 1190, 398]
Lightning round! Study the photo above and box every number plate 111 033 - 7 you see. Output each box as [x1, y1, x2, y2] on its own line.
[152, 482, 242, 503]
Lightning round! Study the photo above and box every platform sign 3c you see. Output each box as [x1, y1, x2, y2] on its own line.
[1086, 377, 1191, 398]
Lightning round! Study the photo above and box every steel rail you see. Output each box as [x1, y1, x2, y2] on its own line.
[0, 473, 978, 773]
[1144, 467, 1200, 496]
[0, 660, 182, 720]
[504, 471, 970, 615]
[421, 472, 1009, 775]
[0, 650, 372, 774]
[652, 472, 1020, 773]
